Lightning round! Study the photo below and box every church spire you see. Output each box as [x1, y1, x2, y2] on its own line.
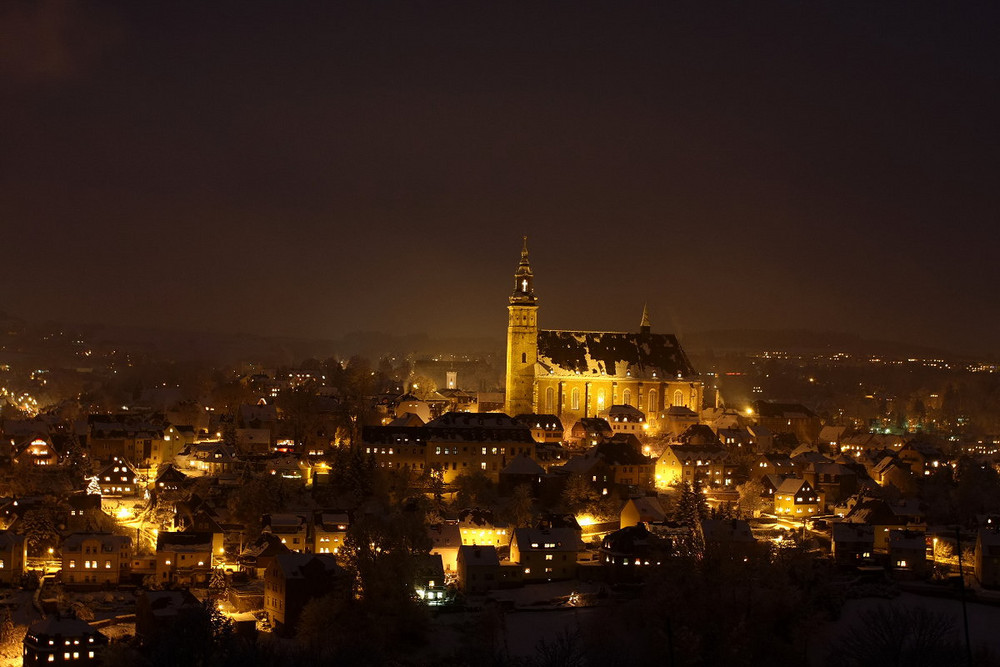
[510, 236, 536, 305]
[640, 303, 650, 334]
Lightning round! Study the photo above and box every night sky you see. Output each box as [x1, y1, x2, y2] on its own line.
[3, 2, 999, 355]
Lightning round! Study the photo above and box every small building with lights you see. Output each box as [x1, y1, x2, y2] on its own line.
[22, 616, 108, 665]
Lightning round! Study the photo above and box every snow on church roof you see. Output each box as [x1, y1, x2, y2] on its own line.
[536, 330, 696, 380]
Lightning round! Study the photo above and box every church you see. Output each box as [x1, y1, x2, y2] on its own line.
[504, 239, 703, 434]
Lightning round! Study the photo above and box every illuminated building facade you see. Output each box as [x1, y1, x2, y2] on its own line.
[504, 239, 703, 432]
[62, 533, 131, 588]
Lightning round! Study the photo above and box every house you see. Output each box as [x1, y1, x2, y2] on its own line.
[700, 518, 757, 561]
[656, 444, 728, 489]
[155, 531, 213, 586]
[975, 529, 1000, 588]
[188, 442, 237, 476]
[750, 400, 821, 444]
[599, 523, 671, 582]
[842, 498, 911, 553]
[803, 462, 857, 506]
[773, 477, 821, 518]
[567, 418, 614, 448]
[499, 454, 546, 496]
[413, 553, 449, 604]
[264, 553, 349, 635]
[457, 544, 500, 594]
[95, 457, 140, 498]
[458, 508, 509, 547]
[831, 523, 875, 566]
[239, 533, 291, 578]
[13, 435, 59, 467]
[23, 616, 108, 665]
[589, 436, 655, 489]
[427, 522, 463, 573]
[515, 414, 565, 443]
[66, 493, 108, 533]
[620, 497, 667, 529]
[897, 440, 948, 477]
[153, 465, 190, 493]
[509, 526, 582, 582]
[0, 530, 26, 584]
[362, 412, 538, 484]
[262, 514, 309, 552]
[313, 510, 350, 555]
[602, 405, 647, 435]
[716, 427, 757, 453]
[135, 589, 203, 641]
[888, 529, 928, 576]
[61, 533, 131, 588]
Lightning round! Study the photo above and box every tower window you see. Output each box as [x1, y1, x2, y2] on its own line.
[521, 352, 527, 363]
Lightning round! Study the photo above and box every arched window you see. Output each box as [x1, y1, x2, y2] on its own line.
[597, 389, 606, 408]
[648, 389, 657, 413]
[545, 387, 555, 412]
[622, 389, 632, 406]
[521, 352, 527, 363]
[673, 390, 684, 407]
[571, 387, 580, 410]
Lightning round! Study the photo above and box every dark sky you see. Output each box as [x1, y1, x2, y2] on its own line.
[2, 2, 999, 355]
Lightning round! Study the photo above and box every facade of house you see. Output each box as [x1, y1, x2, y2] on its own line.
[264, 553, 349, 635]
[831, 523, 875, 566]
[262, 514, 309, 552]
[95, 457, 140, 497]
[509, 526, 582, 582]
[155, 531, 213, 586]
[773, 478, 821, 518]
[313, 511, 350, 555]
[62, 533, 131, 588]
[457, 544, 500, 594]
[656, 444, 728, 489]
[364, 412, 537, 484]
[976, 529, 1000, 588]
[23, 617, 108, 665]
[0, 530, 26, 584]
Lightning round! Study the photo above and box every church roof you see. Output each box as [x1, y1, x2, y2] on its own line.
[536, 330, 696, 380]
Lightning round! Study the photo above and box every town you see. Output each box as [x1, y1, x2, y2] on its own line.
[0, 243, 999, 666]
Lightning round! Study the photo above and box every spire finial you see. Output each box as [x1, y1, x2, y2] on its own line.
[510, 236, 536, 305]
[640, 303, 651, 333]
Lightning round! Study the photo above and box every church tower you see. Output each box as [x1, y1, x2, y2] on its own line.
[505, 236, 538, 416]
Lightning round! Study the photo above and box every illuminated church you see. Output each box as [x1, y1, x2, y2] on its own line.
[504, 239, 703, 433]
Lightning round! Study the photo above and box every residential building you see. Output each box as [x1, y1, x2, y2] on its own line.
[264, 553, 349, 635]
[23, 617, 108, 665]
[0, 531, 26, 585]
[155, 531, 213, 586]
[773, 477, 821, 518]
[509, 526, 582, 582]
[61, 533, 131, 588]
[457, 545, 500, 594]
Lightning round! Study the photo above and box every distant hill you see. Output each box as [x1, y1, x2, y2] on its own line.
[682, 329, 962, 360]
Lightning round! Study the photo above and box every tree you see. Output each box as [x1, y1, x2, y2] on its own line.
[20, 506, 61, 556]
[453, 469, 497, 508]
[561, 474, 599, 515]
[736, 479, 765, 518]
[827, 604, 965, 667]
[502, 484, 535, 529]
